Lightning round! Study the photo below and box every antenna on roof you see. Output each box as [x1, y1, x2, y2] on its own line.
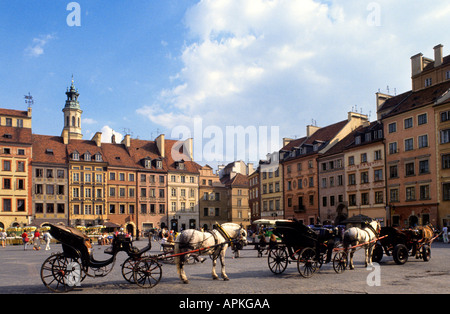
[386, 85, 390, 94]
[24, 92, 34, 108]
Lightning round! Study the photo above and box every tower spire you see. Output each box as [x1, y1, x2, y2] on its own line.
[62, 76, 83, 140]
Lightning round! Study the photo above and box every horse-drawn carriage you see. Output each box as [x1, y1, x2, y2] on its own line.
[266, 220, 346, 277]
[372, 224, 437, 265]
[40, 224, 161, 292]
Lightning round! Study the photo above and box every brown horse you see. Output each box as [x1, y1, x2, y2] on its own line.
[404, 224, 436, 260]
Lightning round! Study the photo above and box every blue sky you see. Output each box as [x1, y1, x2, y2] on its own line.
[1, 0, 450, 165]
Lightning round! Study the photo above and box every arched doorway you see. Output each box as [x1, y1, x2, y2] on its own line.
[335, 203, 348, 225]
[409, 215, 419, 227]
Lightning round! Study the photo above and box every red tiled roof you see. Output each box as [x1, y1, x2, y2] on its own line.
[0, 126, 32, 145]
[67, 139, 106, 162]
[0, 109, 29, 118]
[129, 138, 167, 171]
[32, 134, 67, 165]
[101, 143, 135, 168]
[379, 80, 450, 119]
[164, 139, 201, 174]
[220, 173, 249, 187]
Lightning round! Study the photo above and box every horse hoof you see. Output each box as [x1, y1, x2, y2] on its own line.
[183, 280, 189, 284]
[212, 277, 219, 280]
[223, 277, 230, 281]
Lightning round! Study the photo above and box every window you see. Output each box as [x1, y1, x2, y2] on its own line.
[405, 138, 414, 151]
[419, 160, 429, 174]
[406, 187, 415, 201]
[348, 174, 356, 185]
[361, 153, 367, 163]
[441, 111, 450, 122]
[418, 135, 428, 148]
[443, 154, 450, 169]
[3, 160, 11, 171]
[443, 183, 450, 201]
[418, 114, 427, 125]
[349, 194, 356, 206]
[441, 129, 450, 144]
[17, 161, 25, 172]
[389, 189, 399, 202]
[388, 122, 397, 133]
[374, 169, 383, 182]
[2, 199, 11, 212]
[404, 118, 413, 129]
[361, 172, 369, 184]
[420, 185, 430, 200]
[425, 78, 432, 87]
[390, 165, 398, 178]
[375, 191, 383, 204]
[361, 193, 369, 205]
[374, 150, 382, 161]
[348, 156, 355, 165]
[389, 142, 398, 154]
[447, 71, 450, 80]
[405, 162, 415, 176]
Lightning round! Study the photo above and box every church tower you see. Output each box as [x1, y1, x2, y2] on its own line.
[62, 76, 83, 140]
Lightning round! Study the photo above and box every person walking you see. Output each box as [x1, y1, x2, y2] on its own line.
[443, 225, 448, 244]
[43, 230, 52, 250]
[33, 229, 41, 251]
[0, 229, 7, 247]
[22, 231, 29, 250]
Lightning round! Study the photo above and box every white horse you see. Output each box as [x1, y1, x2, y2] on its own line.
[174, 223, 247, 284]
[343, 220, 380, 269]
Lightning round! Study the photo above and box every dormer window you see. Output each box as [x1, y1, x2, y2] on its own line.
[156, 160, 162, 169]
[95, 153, 103, 162]
[84, 152, 91, 161]
[72, 151, 80, 161]
[355, 136, 361, 145]
[143, 157, 152, 169]
[45, 149, 54, 155]
[176, 161, 185, 170]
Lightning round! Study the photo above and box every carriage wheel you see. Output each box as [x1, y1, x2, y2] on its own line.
[133, 257, 162, 288]
[297, 248, 318, 278]
[393, 244, 408, 265]
[41, 253, 82, 293]
[332, 251, 347, 274]
[122, 257, 139, 283]
[421, 246, 431, 262]
[268, 247, 288, 274]
[372, 244, 384, 263]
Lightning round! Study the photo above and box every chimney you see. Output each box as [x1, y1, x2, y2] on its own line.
[92, 132, 102, 147]
[62, 129, 69, 145]
[411, 53, 424, 77]
[121, 134, 131, 148]
[283, 138, 294, 147]
[156, 134, 165, 158]
[306, 125, 320, 137]
[434, 44, 443, 67]
[111, 134, 116, 144]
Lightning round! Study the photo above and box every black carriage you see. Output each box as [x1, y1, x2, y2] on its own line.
[267, 220, 346, 277]
[372, 226, 434, 265]
[40, 224, 161, 292]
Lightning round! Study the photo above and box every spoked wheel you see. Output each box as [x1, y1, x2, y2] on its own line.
[268, 247, 288, 274]
[297, 248, 318, 278]
[332, 251, 347, 274]
[122, 257, 139, 283]
[133, 257, 162, 288]
[372, 244, 384, 263]
[40, 253, 83, 293]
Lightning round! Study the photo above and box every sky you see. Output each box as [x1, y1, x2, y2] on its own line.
[1, 0, 450, 167]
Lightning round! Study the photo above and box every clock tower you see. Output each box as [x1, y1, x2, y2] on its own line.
[62, 76, 83, 140]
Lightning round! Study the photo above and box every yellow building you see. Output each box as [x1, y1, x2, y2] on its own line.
[259, 152, 283, 220]
[0, 108, 33, 229]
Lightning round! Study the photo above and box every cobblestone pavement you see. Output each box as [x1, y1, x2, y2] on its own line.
[0, 239, 449, 295]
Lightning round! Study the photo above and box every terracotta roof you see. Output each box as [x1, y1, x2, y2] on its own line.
[0, 126, 32, 145]
[32, 134, 67, 165]
[101, 143, 135, 168]
[66, 139, 106, 162]
[0, 109, 29, 118]
[129, 138, 166, 171]
[220, 173, 249, 187]
[379, 80, 450, 119]
[164, 139, 201, 174]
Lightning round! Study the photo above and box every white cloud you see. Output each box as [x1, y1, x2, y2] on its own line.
[100, 125, 124, 143]
[24, 34, 55, 57]
[137, 0, 450, 149]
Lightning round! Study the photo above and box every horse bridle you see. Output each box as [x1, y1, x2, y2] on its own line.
[215, 224, 246, 249]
